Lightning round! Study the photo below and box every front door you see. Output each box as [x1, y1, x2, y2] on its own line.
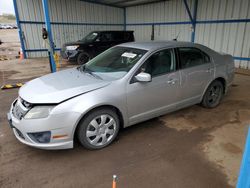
[126, 48, 180, 125]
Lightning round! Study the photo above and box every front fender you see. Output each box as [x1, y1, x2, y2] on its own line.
[52, 83, 128, 137]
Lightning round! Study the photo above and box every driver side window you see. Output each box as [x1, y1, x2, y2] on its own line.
[141, 49, 176, 77]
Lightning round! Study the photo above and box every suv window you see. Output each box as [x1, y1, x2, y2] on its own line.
[124, 32, 133, 41]
[178, 47, 210, 69]
[141, 49, 175, 77]
[113, 32, 134, 41]
[113, 32, 123, 41]
[99, 33, 113, 42]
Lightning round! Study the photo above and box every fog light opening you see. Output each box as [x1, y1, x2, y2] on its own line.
[28, 131, 51, 143]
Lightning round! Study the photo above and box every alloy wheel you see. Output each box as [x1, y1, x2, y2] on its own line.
[207, 85, 222, 105]
[86, 114, 116, 146]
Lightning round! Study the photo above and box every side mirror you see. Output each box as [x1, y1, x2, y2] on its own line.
[135, 72, 151, 82]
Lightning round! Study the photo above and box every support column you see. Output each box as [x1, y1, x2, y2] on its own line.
[191, 0, 198, 42]
[183, 0, 198, 43]
[123, 7, 126, 31]
[42, 0, 56, 72]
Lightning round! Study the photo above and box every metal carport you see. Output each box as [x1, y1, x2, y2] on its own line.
[13, 0, 250, 71]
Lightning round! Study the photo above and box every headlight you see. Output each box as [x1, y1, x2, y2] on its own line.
[66, 45, 79, 50]
[24, 106, 54, 119]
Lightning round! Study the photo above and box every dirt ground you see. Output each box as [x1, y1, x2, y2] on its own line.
[1, 30, 250, 188]
[0, 29, 20, 61]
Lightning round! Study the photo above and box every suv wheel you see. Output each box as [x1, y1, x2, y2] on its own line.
[77, 108, 120, 150]
[77, 52, 90, 65]
[201, 80, 224, 108]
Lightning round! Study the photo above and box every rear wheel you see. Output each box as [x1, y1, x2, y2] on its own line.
[77, 52, 90, 65]
[77, 108, 120, 150]
[201, 80, 224, 108]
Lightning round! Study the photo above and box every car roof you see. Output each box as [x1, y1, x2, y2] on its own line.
[118, 41, 201, 51]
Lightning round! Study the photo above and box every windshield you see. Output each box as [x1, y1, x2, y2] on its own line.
[82, 46, 147, 80]
[81, 32, 98, 42]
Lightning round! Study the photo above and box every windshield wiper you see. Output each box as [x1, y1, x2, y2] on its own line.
[79, 65, 102, 80]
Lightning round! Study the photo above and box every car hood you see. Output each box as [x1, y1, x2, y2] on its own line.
[19, 68, 111, 104]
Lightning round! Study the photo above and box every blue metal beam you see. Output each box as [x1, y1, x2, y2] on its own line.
[18, 18, 250, 27]
[25, 48, 61, 52]
[13, 0, 27, 58]
[237, 126, 250, 188]
[126, 21, 192, 26]
[197, 18, 250, 24]
[123, 7, 126, 31]
[234, 57, 250, 61]
[183, 0, 198, 42]
[42, 0, 56, 73]
[19, 20, 123, 26]
[191, 0, 198, 42]
[183, 0, 194, 25]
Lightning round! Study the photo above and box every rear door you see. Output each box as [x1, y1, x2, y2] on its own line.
[177, 47, 214, 107]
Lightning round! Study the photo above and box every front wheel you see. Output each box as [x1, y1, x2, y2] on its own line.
[201, 80, 224, 108]
[77, 52, 91, 65]
[77, 108, 120, 150]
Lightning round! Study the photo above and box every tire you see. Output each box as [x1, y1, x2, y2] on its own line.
[77, 108, 120, 150]
[77, 52, 90, 65]
[201, 80, 224, 108]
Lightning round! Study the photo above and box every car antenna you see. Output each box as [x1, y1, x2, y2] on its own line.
[173, 31, 181, 41]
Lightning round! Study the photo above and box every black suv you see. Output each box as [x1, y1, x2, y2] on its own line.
[61, 30, 135, 64]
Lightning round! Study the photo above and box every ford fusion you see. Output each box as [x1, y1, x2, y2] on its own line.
[7, 41, 234, 150]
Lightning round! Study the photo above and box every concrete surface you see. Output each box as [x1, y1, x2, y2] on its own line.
[1, 58, 250, 188]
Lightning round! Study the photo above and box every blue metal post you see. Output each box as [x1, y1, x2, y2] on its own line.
[183, 0, 198, 43]
[123, 7, 126, 31]
[13, 0, 27, 58]
[191, 0, 198, 43]
[237, 126, 250, 188]
[42, 0, 56, 72]
[183, 0, 194, 24]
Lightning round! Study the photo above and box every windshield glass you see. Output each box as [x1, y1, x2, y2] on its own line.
[81, 32, 98, 42]
[82, 46, 147, 80]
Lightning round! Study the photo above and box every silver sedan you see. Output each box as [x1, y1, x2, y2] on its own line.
[7, 41, 235, 150]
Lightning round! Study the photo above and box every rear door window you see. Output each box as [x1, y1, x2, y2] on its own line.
[178, 47, 210, 69]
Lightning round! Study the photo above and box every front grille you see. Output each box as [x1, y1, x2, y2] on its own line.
[12, 98, 32, 120]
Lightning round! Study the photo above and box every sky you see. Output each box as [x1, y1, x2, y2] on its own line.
[0, 0, 15, 15]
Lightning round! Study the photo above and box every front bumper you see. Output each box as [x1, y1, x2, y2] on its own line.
[7, 100, 80, 150]
[61, 49, 79, 61]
